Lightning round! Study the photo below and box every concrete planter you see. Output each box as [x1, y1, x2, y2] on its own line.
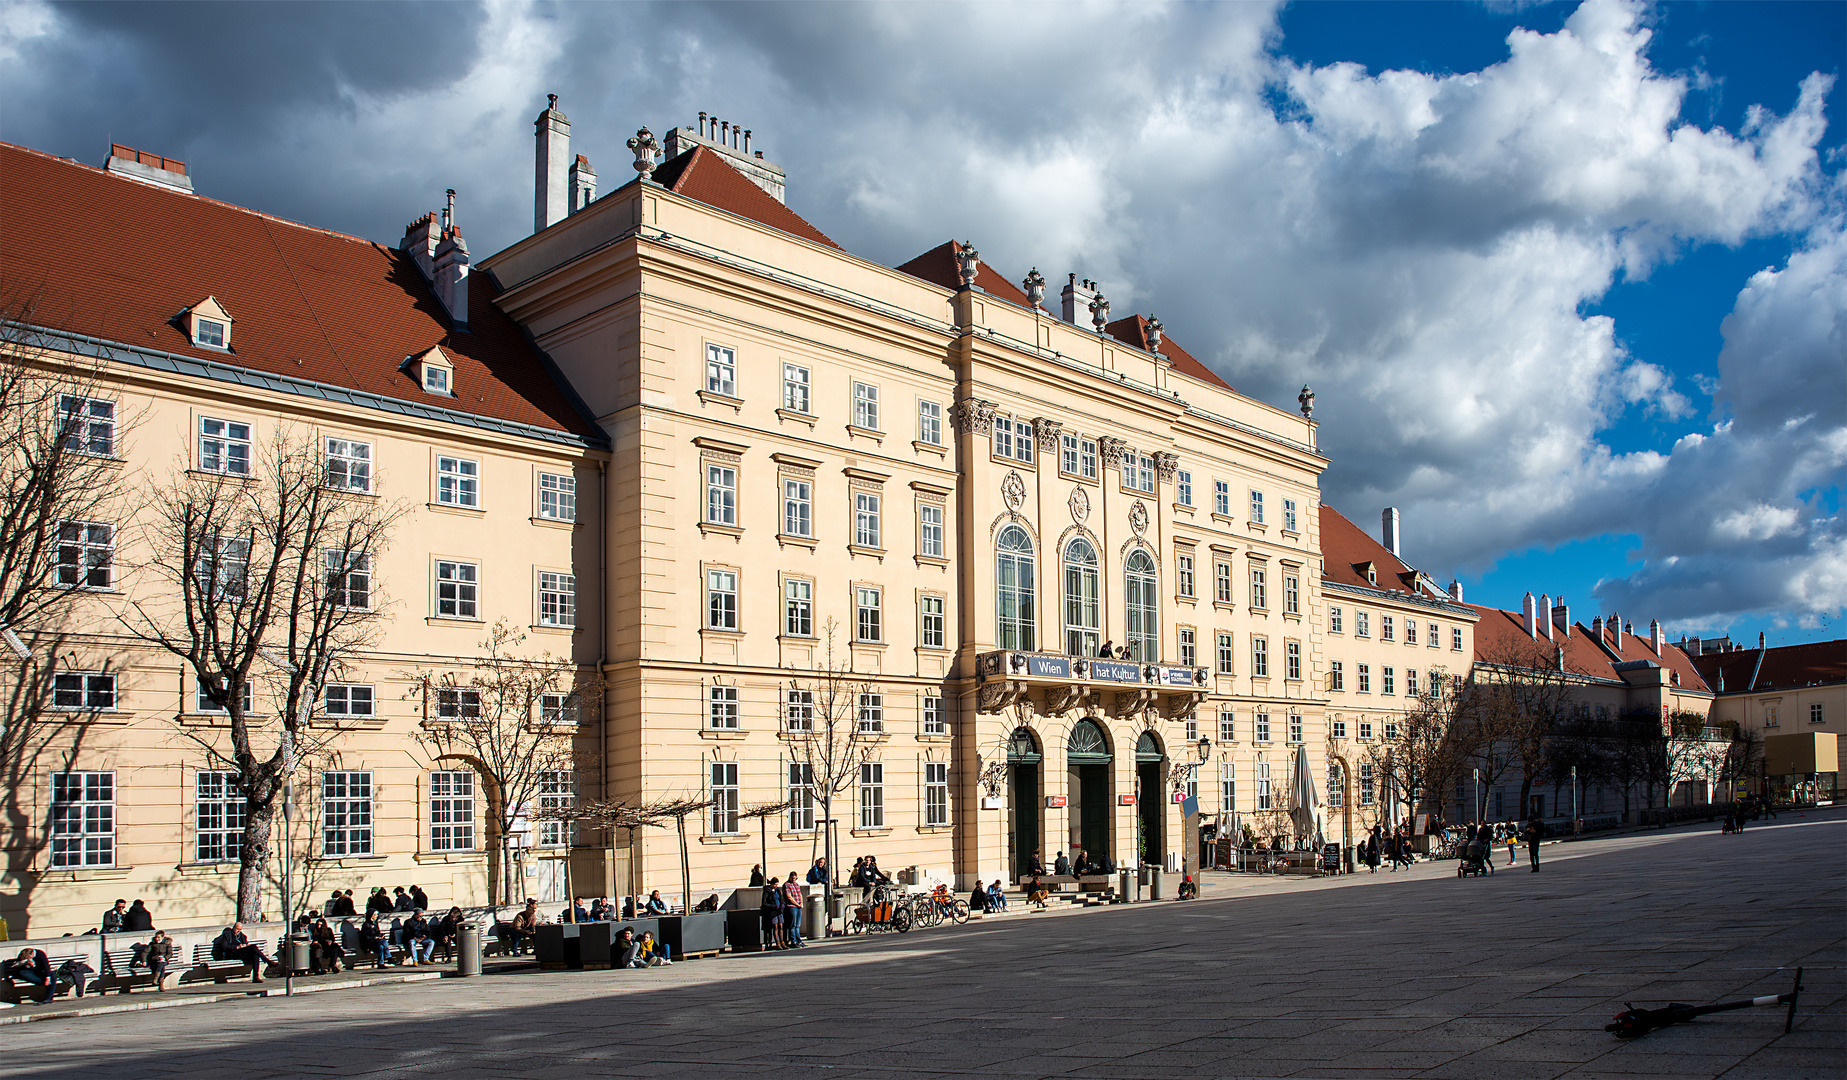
[534, 923, 581, 969]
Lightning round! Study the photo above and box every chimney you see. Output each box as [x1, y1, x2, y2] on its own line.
[1758, 631, 1766, 649]
[1060, 274, 1099, 326]
[1591, 616, 1603, 642]
[1611, 612, 1623, 652]
[534, 95, 570, 233]
[1552, 599, 1570, 640]
[1539, 594, 1554, 641]
[1649, 619, 1663, 654]
[662, 121, 787, 203]
[402, 195, 468, 330]
[569, 154, 597, 214]
[1447, 579, 1463, 603]
[1381, 508, 1402, 558]
[104, 142, 194, 193]
[1522, 592, 1537, 638]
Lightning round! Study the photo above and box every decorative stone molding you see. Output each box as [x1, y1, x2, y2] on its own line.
[1068, 486, 1090, 526]
[1151, 451, 1179, 482]
[1032, 417, 1063, 450]
[1128, 499, 1149, 536]
[1145, 315, 1164, 353]
[1298, 384, 1316, 419]
[1044, 684, 1091, 716]
[1089, 292, 1111, 331]
[978, 680, 1028, 714]
[1021, 268, 1047, 309]
[1000, 470, 1027, 513]
[1096, 435, 1127, 466]
[950, 396, 1000, 434]
[955, 242, 980, 288]
[627, 127, 661, 181]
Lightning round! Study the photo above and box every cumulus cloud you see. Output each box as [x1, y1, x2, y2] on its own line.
[0, 0, 1839, 629]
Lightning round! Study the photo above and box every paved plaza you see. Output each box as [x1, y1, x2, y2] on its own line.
[3, 813, 1841, 1079]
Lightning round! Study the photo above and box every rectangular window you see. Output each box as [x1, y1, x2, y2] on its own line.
[705, 343, 736, 396]
[921, 596, 946, 649]
[1179, 628, 1196, 668]
[1218, 710, 1235, 742]
[538, 472, 577, 522]
[1813, 702, 1826, 725]
[1326, 760, 1343, 809]
[435, 688, 482, 720]
[1329, 606, 1344, 633]
[853, 382, 880, 430]
[1284, 574, 1299, 614]
[1216, 633, 1234, 675]
[782, 478, 812, 537]
[58, 395, 115, 456]
[1356, 611, 1370, 637]
[709, 762, 740, 835]
[1289, 714, 1303, 744]
[198, 417, 252, 475]
[323, 683, 374, 717]
[1405, 620, 1419, 646]
[856, 586, 882, 642]
[1177, 554, 1195, 597]
[1176, 470, 1193, 506]
[1136, 455, 1155, 493]
[1220, 762, 1235, 813]
[1381, 615, 1395, 642]
[50, 771, 115, 868]
[1359, 763, 1375, 806]
[993, 417, 1012, 459]
[436, 456, 479, 507]
[784, 578, 813, 637]
[919, 504, 944, 558]
[705, 464, 737, 526]
[50, 672, 115, 711]
[540, 692, 579, 725]
[537, 771, 577, 847]
[918, 399, 943, 445]
[429, 770, 475, 852]
[435, 560, 478, 618]
[1249, 490, 1264, 524]
[854, 492, 881, 548]
[1332, 719, 1347, 739]
[708, 685, 739, 730]
[1184, 715, 1198, 743]
[1329, 661, 1344, 692]
[1255, 711, 1271, 743]
[1283, 498, 1297, 532]
[321, 771, 372, 857]
[1061, 434, 1081, 475]
[56, 521, 114, 590]
[1383, 667, 1396, 695]
[325, 550, 370, 609]
[538, 571, 576, 628]
[1213, 480, 1230, 516]
[1079, 439, 1098, 480]
[1256, 762, 1272, 809]
[788, 763, 815, 832]
[922, 694, 946, 736]
[1250, 567, 1267, 609]
[856, 692, 884, 734]
[1453, 627, 1464, 651]
[782, 363, 811, 412]
[924, 761, 949, 827]
[707, 569, 738, 630]
[1358, 663, 1371, 693]
[785, 688, 814, 732]
[194, 770, 244, 863]
[1014, 419, 1035, 463]
[1360, 720, 1374, 740]
[1253, 637, 1268, 677]
[1406, 668, 1419, 697]
[1285, 641, 1301, 680]
[859, 762, 884, 828]
[324, 438, 372, 493]
[1215, 561, 1233, 603]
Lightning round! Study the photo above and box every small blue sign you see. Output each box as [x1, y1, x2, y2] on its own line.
[1027, 655, 1072, 679]
[1181, 796, 1199, 817]
[1159, 666, 1197, 687]
[1090, 660, 1143, 684]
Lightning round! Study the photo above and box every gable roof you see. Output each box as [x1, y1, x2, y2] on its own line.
[1463, 601, 1711, 692]
[1, 142, 599, 443]
[651, 145, 841, 250]
[893, 241, 1035, 307]
[1689, 639, 1847, 695]
[1105, 315, 1235, 392]
[1319, 504, 1424, 594]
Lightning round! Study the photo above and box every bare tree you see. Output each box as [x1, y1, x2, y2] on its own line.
[1469, 637, 1579, 819]
[405, 619, 601, 907]
[1364, 672, 1468, 829]
[786, 620, 880, 935]
[122, 431, 402, 921]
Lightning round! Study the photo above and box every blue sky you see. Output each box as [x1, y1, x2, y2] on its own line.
[1, 0, 1842, 646]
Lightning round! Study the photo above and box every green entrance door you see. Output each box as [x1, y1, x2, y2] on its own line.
[1067, 720, 1112, 863]
[1136, 732, 1164, 865]
[1008, 728, 1041, 881]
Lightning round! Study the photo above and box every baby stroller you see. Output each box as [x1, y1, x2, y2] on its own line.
[1457, 838, 1492, 878]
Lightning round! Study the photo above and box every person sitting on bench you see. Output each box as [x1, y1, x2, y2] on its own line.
[308, 916, 344, 974]
[361, 910, 398, 965]
[1053, 851, 1070, 876]
[136, 929, 177, 989]
[402, 910, 436, 965]
[213, 922, 274, 984]
[3, 948, 55, 1001]
[496, 899, 542, 955]
[643, 890, 670, 915]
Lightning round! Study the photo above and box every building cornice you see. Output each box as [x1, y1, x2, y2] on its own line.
[1321, 579, 1475, 617]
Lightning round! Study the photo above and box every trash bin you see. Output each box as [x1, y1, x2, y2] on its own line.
[1118, 869, 1133, 903]
[288, 933, 311, 976]
[1149, 868, 1166, 900]
[457, 923, 481, 976]
[805, 893, 824, 935]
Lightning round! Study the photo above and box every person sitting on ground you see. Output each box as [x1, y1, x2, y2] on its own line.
[135, 929, 176, 989]
[1177, 875, 1199, 900]
[693, 893, 721, 914]
[309, 915, 344, 975]
[637, 930, 672, 967]
[393, 886, 416, 913]
[409, 884, 430, 911]
[3, 948, 56, 1002]
[213, 921, 274, 984]
[1053, 851, 1070, 876]
[968, 881, 989, 914]
[807, 857, 828, 886]
[749, 864, 766, 887]
[402, 910, 435, 964]
[613, 926, 640, 968]
[986, 880, 1007, 912]
[644, 890, 670, 915]
[123, 899, 153, 932]
[361, 910, 397, 965]
[101, 899, 129, 934]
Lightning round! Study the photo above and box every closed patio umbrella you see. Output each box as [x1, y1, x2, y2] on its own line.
[1291, 743, 1320, 845]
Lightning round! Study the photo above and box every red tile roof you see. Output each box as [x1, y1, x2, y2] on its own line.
[1689, 640, 1847, 694]
[1, 142, 598, 441]
[893, 241, 1035, 307]
[1319, 504, 1429, 595]
[1463, 602, 1711, 692]
[656, 146, 841, 250]
[1105, 315, 1235, 392]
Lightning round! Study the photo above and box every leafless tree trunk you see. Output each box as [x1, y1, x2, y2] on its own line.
[122, 431, 402, 921]
[1365, 667, 1467, 828]
[1469, 637, 1579, 818]
[787, 621, 879, 935]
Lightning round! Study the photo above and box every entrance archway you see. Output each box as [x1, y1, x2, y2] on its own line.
[1007, 727, 1041, 881]
[1135, 731, 1165, 866]
[1066, 719, 1111, 865]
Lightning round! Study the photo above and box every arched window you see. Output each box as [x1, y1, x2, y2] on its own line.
[996, 526, 1036, 651]
[1124, 549, 1158, 660]
[1063, 537, 1100, 656]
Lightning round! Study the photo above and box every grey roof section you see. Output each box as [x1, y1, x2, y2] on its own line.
[1321, 579, 1475, 617]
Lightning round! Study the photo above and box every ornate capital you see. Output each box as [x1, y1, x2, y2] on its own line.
[950, 396, 1000, 434]
[1151, 451, 1179, 482]
[1097, 435, 1128, 466]
[1032, 417, 1063, 450]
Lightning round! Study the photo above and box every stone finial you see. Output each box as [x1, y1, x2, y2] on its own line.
[1144, 315, 1163, 352]
[1089, 292, 1110, 331]
[1022, 268, 1046, 309]
[1298, 383, 1315, 418]
[955, 242, 980, 288]
[627, 126, 662, 180]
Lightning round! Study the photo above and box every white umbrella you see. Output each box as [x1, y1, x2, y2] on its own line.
[1292, 743, 1320, 845]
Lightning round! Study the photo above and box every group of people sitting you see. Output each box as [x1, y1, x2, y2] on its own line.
[1028, 849, 1115, 877]
[968, 879, 1010, 913]
[490, 891, 682, 958]
[2, 948, 95, 1001]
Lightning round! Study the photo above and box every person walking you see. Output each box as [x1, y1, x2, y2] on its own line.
[1523, 820, 1542, 872]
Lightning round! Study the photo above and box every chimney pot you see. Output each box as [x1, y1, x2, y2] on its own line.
[699, 112, 707, 137]
[534, 96, 570, 233]
[1381, 507, 1402, 558]
[1523, 592, 1537, 638]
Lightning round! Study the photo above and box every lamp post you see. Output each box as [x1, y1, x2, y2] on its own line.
[1571, 765, 1580, 834]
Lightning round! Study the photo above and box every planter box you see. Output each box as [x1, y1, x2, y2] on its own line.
[575, 922, 615, 969]
[724, 909, 764, 953]
[661, 912, 725, 958]
[534, 923, 581, 970]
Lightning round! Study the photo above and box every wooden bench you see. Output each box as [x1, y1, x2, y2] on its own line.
[190, 942, 258, 983]
[1, 952, 87, 1003]
[98, 946, 165, 994]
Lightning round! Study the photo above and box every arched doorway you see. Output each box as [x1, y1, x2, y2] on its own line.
[1066, 719, 1111, 864]
[1135, 731, 1165, 866]
[1007, 727, 1041, 881]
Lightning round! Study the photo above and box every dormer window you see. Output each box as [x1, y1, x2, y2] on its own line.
[403, 346, 454, 398]
[423, 365, 449, 394]
[184, 296, 234, 351]
[1357, 561, 1377, 586]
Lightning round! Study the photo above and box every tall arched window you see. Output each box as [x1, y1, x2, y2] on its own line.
[996, 526, 1036, 651]
[1124, 549, 1158, 660]
[1063, 537, 1100, 656]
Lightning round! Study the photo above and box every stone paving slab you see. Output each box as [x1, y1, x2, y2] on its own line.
[0, 810, 1840, 1079]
